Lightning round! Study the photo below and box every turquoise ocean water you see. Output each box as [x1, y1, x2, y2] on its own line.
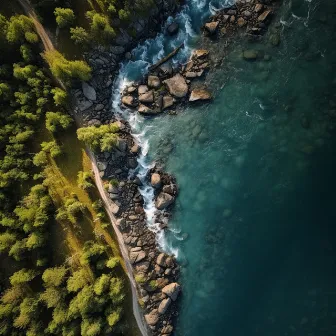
[111, 0, 336, 334]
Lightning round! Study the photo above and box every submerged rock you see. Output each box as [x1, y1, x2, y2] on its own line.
[189, 89, 212, 102]
[167, 22, 179, 36]
[243, 50, 258, 60]
[163, 74, 189, 98]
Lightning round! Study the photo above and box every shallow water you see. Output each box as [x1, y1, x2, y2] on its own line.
[111, 0, 336, 334]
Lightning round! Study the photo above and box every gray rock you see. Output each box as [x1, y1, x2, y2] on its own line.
[163, 74, 188, 98]
[167, 22, 179, 36]
[94, 104, 105, 111]
[155, 192, 174, 210]
[237, 17, 246, 27]
[162, 282, 181, 301]
[82, 82, 96, 101]
[117, 138, 127, 152]
[189, 89, 212, 102]
[110, 46, 125, 54]
[148, 75, 161, 89]
[139, 90, 154, 103]
[151, 173, 162, 188]
[158, 298, 171, 314]
[159, 63, 173, 76]
[128, 157, 138, 169]
[77, 99, 93, 112]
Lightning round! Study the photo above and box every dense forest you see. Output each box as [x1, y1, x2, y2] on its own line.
[0, 0, 156, 335]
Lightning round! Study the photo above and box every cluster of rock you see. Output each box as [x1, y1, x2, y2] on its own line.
[121, 49, 212, 115]
[203, 0, 279, 47]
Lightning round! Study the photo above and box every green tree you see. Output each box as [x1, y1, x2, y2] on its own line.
[94, 274, 110, 295]
[43, 50, 91, 85]
[6, 15, 38, 44]
[42, 266, 68, 287]
[0, 231, 17, 252]
[10, 268, 37, 286]
[45, 111, 73, 133]
[40, 287, 65, 308]
[51, 87, 68, 106]
[77, 171, 94, 190]
[67, 269, 90, 293]
[77, 123, 119, 152]
[70, 27, 90, 45]
[54, 8, 75, 28]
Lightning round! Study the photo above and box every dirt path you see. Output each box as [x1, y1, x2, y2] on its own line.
[88, 152, 148, 336]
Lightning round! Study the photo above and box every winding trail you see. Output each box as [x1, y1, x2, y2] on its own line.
[17, 0, 148, 334]
[88, 152, 148, 336]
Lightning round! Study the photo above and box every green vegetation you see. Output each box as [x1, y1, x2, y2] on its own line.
[77, 123, 119, 152]
[0, 4, 137, 335]
[54, 8, 75, 28]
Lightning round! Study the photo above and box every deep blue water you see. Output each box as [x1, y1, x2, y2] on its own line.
[112, 0, 336, 335]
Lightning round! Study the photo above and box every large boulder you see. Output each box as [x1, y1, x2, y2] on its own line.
[130, 248, 146, 264]
[163, 74, 188, 98]
[151, 173, 162, 188]
[204, 21, 219, 34]
[156, 253, 167, 267]
[145, 309, 159, 326]
[155, 192, 174, 210]
[82, 82, 96, 101]
[189, 89, 212, 102]
[139, 90, 154, 103]
[162, 282, 181, 301]
[148, 75, 161, 89]
[158, 298, 171, 314]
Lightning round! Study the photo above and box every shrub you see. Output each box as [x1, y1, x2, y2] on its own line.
[51, 87, 68, 106]
[10, 268, 37, 286]
[77, 171, 94, 190]
[106, 257, 119, 269]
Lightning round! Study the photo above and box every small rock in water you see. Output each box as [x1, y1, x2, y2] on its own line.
[189, 89, 212, 102]
[162, 95, 175, 110]
[122, 95, 136, 107]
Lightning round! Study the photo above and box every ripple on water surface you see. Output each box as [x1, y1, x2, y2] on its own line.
[139, 0, 336, 335]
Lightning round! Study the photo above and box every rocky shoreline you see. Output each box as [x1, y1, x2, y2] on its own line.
[71, 0, 281, 335]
